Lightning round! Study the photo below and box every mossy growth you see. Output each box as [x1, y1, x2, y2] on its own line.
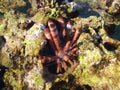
[0, 0, 26, 13]
[0, 24, 6, 35]
[4, 69, 24, 90]
[31, 12, 49, 25]
[24, 39, 44, 56]
[1, 10, 27, 36]
[0, 52, 12, 67]
[35, 74, 44, 87]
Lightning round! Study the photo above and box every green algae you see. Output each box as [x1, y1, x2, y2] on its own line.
[0, 52, 12, 67]
[0, 0, 120, 90]
[52, 16, 120, 89]
[24, 23, 46, 56]
[77, 62, 120, 89]
[0, 0, 26, 13]
[3, 57, 44, 90]
[0, 24, 6, 33]
[4, 69, 24, 90]
[24, 39, 44, 56]
[31, 12, 49, 24]
[35, 75, 44, 87]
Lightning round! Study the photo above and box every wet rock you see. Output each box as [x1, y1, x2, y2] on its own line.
[24, 23, 46, 56]
[0, 0, 26, 13]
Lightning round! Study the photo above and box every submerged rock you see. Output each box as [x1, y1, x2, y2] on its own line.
[0, 0, 120, 90]
[24, 23, 46, 56]
[50, 15, 120, 89]
[0, 0, 26, 13]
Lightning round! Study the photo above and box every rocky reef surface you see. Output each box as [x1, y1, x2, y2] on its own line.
[0, 0, 120, 90]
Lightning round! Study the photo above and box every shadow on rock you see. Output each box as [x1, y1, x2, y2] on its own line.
[50, 74, 92, 90]
[0, 36, 6, 49]
[78, 2, 100, 18]
[0, 66, 7, 89]
[109, 25, 120, 40]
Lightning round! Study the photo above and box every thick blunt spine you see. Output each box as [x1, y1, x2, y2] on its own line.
[48, 20, 63, 52]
